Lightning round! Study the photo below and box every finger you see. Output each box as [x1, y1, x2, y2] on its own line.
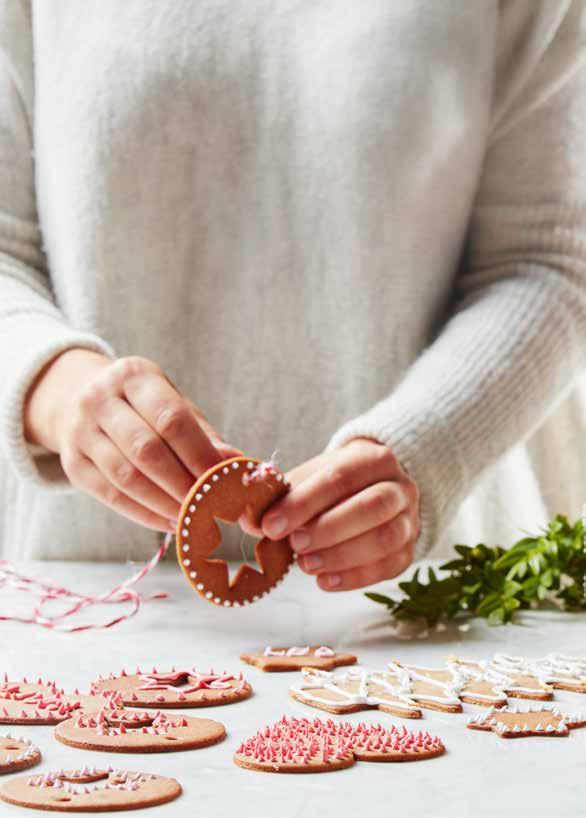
[299, 513, 413, 575]
[315, 543, 414, 592]
[262, 443, 395, 539]
[95, 398, 195, 503]
[184, 399, 243, 460]
[123, 373, 223, 476]
[81, 430, 181, 522]
[62, 450, 175, 533]
[290, 481, 408, 555]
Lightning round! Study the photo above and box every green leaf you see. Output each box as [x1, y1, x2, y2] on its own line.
[364, 592, 394, 608]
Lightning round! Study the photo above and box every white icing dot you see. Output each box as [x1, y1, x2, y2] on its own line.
[183, 559, 190, 567]
[182, 545, 189, 552]
[214, 597, 221, 604]
[184, 517, 191, 525]
[212, 474, 219, 482]
[232, 462, 239, 469]
[253, 595, 259, 602]
[195, 494, 203, 502]
[189, 571, 197, 579]
[182, 529, 189, 537]
[276, 473, 283, 482]
[222, 467, 229, 474]
[205, 591, 213, 599]
[196, 583, 204, 591]
[223, 601, 231, 607]
[189, 504, 195, 513]
[203, 484, 211, 493]
[247, 462, 254, 469]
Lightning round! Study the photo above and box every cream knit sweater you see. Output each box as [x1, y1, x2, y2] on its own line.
[1, 1, 586, 564]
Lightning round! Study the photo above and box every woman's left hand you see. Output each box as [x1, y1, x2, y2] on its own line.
[261, 438, 420, 591]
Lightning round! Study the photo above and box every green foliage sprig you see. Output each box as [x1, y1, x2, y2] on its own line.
[365, 514, 586, 626]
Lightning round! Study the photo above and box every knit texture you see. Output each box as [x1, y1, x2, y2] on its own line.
[1, 0, 586, 561]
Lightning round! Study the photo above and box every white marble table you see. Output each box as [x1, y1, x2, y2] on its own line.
[1, 559, 585, 818]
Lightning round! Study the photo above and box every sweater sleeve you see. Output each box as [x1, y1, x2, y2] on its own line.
[0, 0, 115, 488]
[327, 3, 586, 557]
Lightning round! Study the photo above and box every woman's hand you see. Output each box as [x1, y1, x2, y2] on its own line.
[261, 438, 419, 591]
[24, 350, 240, 532]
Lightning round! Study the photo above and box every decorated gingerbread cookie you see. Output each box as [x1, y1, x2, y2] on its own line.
[0, 768, 181, 812]
[391, 659, 507, 708]
[467, 704, 586, 739]
[90, 666, 251, 708]
[450, 657, 553, 701]
[290, 668, 422, 718]
[0, 676, 122, 725]
[54, 708, 226, 754]
[234, 716, 445, 773]
[535, 653, 586, 692]
[177, 457, 294, 607]
[240, 645, 357, 672]
[387, 662, 463, 713]
[0, 736, 41, 775]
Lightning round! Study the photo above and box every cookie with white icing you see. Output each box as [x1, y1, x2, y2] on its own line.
[0, 768, 181, 812]
[0, 676, 122, 725]
[0, 736, 41, 775]
[90, 666, 252, 708]
[451, 657, 553, 701]
[527, 653, 586, 693]
[241, 646, 357, 672]
[54, 708, 226, 754]
[387, 662, 463, 713]
[467, 704, 586, 739]
[234, 716, 445, 773]
[176, 457, 293, 607]
[289, 668, 422, 718]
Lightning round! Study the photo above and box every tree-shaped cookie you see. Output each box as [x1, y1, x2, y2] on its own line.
[386, 662, 463, 713]
[389, 660, 507, 709]
[467, 704, 586, 738]
[289, 668, 422, 718]
[510, 653, 586, 694]
[450, 656, 553, 700]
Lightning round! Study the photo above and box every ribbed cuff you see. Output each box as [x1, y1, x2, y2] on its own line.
[1, 314, 115, 488]
[325, 397, 468, 558]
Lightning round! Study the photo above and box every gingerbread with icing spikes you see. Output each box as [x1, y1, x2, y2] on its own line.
[176, 456, 294, 607]
[234, 715, 445, 773]
[0, 736, 41, 775]
[0, 768, 181, 812]
[90, 666, 251, 708]
[0, 676, 123, 725]
[467, 703, 586, 739]
[54, 708, 226, 754]
[290, 667, 422, 718]
[240, 645, 357, 672]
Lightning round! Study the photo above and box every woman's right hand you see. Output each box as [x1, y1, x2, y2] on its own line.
[24, 350, 240, 532]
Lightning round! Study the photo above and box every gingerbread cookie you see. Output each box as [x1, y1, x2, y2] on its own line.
[387, 662, 463, 713]
[177, 457, 293, 607]
[0, 676, 122, 725]
[391, 659, 507, 708]
[0, 736, 41, 775]
[1, 768, 181, 812]
[90, 667, 251, 708]
[467, 704, 586, 739]
[241, 645, 357, 672]
[290, 668, 422, 718]
[54, 708, 226, 754]
[234, 716, 445, 773]
[451, 657, 553, 701]
[522, 653, 586, 693]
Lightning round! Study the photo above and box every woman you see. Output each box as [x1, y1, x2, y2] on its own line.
[1, 1, 585, 594]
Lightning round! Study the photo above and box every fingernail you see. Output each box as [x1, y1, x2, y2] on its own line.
[302, 553, 323, 571]
[327, 573, 342, 588]
[290, 529, 311, 553]
[264, 514, 288, 537]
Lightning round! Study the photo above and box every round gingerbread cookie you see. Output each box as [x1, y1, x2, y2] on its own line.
[234, 716, 446, 773]
[0, 768, 181, 812]
[0, 676, 123, 725]
[90, 667, 251, 708]
[176, 457, 293, 606]
[54, 708, 226, 754]
[0, 736, 41, 775]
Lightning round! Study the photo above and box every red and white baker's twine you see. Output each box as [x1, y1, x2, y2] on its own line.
[0, 533, 172, 633]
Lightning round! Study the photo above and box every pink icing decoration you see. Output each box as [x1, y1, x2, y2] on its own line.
[314, 646, 335, 657]
[137, 670, 235, 692]
[236, 716, 444, 765]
